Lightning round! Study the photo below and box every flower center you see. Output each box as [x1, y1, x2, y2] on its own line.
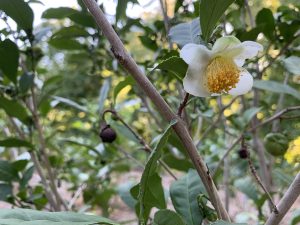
[205, 56, 240, 93]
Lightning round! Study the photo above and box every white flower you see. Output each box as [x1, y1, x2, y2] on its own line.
[180, 36, 263, 97]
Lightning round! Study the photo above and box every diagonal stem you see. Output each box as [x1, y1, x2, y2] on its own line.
[213, 105, 300, 176]
[8, 117, 59, 211]
[265, 172, 300, 225]
[83, 0, 230, 221]
[103, 109, 177, 180]
[27, 87, 68, 211]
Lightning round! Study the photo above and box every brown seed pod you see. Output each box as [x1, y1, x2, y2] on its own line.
[238, 147, 249, 159]
[99, 124, 117, 143]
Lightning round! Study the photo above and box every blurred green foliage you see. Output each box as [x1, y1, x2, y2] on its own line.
[0, 0, 299, 224]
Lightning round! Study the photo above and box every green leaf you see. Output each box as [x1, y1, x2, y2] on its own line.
[0, 39, 19, 83]
[170, 169, 206, 225]
[48, 38, 84, 50]
[43, 7, 96, 27]
[52, 96, 88, 112]
[42, 7, 78, 19]
[168, 133, 188, 157]
[290, 209, 300, 225]
[253, 80, 300, 100]
[174, 0, 184, 14]
[68, 12, 95, 28]
[62, 139, 101, 156]
[43, 8, 90, 27]
[255, 8, 275, 40]
[0, 160, 19, 182]
[28, 0, 44, 5]
[98, 77, 112, 113]
[162, 154, 193, 172]
[141, 119, 177, 178]
[153, 56, 188, 81]
[138, 120, 177, 224]
[19, 72, 34, 93]
[234, 177, 258, 201]
[0, 183, 12, 201]
[238, 27, 261, 41]
[0, 97, 29, 123]
[116, 0, 138, 22]
[0, 208, 119, 225]
[169, 18, 201, 47]
[210, 221, 247, 225]
[138, 174, 165, 224]
[139, 36, 158, 51]
[0, 138, 33, 149]
[200, 0, 235, 41]
[11, 160, 28, 171]
[272, 168, 293, 186]
[282, 56, 300, 75]
[51, 26, 90, 39]
[0, 0, 34, 30]
[113, 76, 135, 104]
[20, 166, 35, 188]
[278, 21, 300, 42]
[242, 107, 262, 126]
[153, 209, 186, 225]
[77, 0, 87, 12]
[112, 122, 139, 143]
[117, 182, 137, 209]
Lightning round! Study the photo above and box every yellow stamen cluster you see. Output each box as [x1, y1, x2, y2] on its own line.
[205, 56, 240, 93]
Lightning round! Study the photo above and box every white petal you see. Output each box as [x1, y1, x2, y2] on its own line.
[228, 70, 253, 95]
[183, 67, 210, 97]
[212, 36, 241, 54]
[180, 43, 211, 65]
[233, 41, 263, 67]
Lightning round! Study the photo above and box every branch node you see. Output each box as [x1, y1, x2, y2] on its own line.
[111, 46, 126, 64]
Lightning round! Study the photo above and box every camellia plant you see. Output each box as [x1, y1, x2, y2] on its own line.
[0, 0, 299, 225]
[180, 36, 263, 96]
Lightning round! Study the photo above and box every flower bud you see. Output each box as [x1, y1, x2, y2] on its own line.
[99, 124, 117, 143]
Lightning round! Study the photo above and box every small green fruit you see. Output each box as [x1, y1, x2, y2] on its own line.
[264, 133, 289, 156]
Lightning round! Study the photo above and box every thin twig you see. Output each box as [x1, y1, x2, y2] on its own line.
[251, 100, 272, 212]
[15, 28, 67, 210]
[213, 136, 242, 177]
[251, 106, 300, 131]
[83, 0, 230, 220]
[248, 157, 278, 213]
[279, 115, 300, 120]
[178, 84, 191, 127]
[217, 98, 230, 212]
[196, 96, 239, 147]
[158, 0, 189, 124]
[271, 73, 289, 132]
[177, 92, 190, 117]
[265, 172, 300, 225]
[158, 0, 169, 34]
[158, 0, 172, 49]
[259, 35, 300, 77]
[67, 184, 87, 210]
[27, 87, 68, 211]
[213, 105, 300, 176]
[8, 117, 59, 211]
[115, 145, 145, 169]
[245, 0, 272, 210]
[138, 92, 162, 128]
[102, 109, 151, 151]
[103, 109, 178, 180]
